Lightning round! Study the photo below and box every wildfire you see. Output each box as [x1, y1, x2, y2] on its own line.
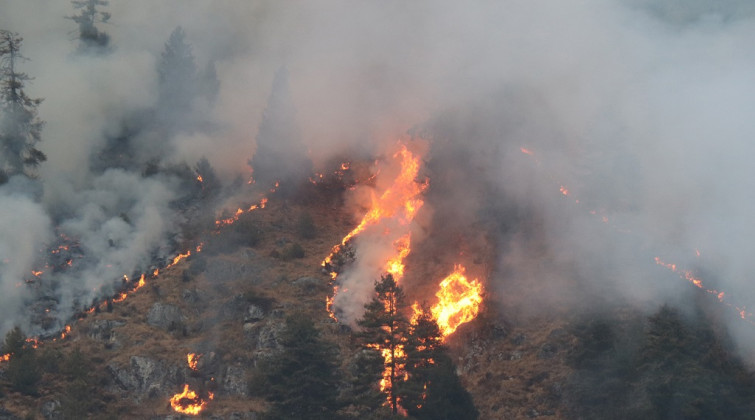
[170, 384, 213, 416]
[187, 353, 201, 371]
[323, 143, 427, 319]
[322, 143, 427, 270]
[385, 234, 412, 280]
[428, 265, 483, 337]
[215, 197, 268, 228]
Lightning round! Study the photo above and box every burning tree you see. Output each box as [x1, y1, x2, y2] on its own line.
[67, 0, 111, 53]
[357, 274, 410, 415]
[1, 327, 41, 395]
[0, 31, 46, 182]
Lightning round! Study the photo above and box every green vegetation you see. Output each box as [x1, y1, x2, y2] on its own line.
[254, 313, 341, 420]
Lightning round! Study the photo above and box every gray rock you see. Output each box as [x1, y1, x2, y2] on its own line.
[107, 356, 184, 401]
[509, 351, 523, 360]
[40, 400, 61, 420]
[89, 319, 125, 342]
[223, 365, 249, 396]
[244, 304, 265, 323]
[257, 320, 285, 350]
[293, 276, 327, 293]
[147, 303, 184, 332]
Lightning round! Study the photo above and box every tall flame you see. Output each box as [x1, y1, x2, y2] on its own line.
[324, 142, 427, 321]
[429, 265, 483, 337]
[187, 353, 201, 371]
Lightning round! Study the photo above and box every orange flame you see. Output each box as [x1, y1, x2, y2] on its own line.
[187, 353, 201, 371]
[170, 384, 212, 415]
[429, 265, 483, 337]
[324, 143, 427, 320]
[322, 144, 426, 266]
[215, 197, 268, 228]
[196, 174, 203, 183]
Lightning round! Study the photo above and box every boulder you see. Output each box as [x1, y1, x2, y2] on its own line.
[244, 304, 265, 323]
[89, 319, 126, 343]
[147, 303, 185, 332]
[40, 400, 61, 420]
[222, 365, 248, 396]
[107, 356, 184, 401]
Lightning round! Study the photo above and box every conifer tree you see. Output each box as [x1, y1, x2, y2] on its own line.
[157, 26, 197, 122]
[259, 313, 341, 420]
[1, 327, 41, 395]
[68, 0, 111, 53]
[402, 307, 478, 419]
[0, 31, 46, 181]
[357, 274, 410, 415]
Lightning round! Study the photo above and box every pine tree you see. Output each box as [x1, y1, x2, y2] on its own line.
[249, 66, 312, 194]
[357, 274, 410, 415]
[194, 156, 220, 199]
[401, 306, 479, 419]
[1, 327, 41, 395]
[157, 26, 197, 123]
[0, 31, 46, 181]
[68, 0, 111, 53]
[259, 313, 341, 420]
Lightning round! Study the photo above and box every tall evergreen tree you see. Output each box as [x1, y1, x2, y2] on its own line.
[1, 327, 41, 395]
[357, 274, 410, 415]
[259, 313, 341, 420]
[401, 306, 478, 419]
[0, 31, 45, 181]
[249, 66, 312, 194]
[157, 26, 197, 124]
[68, 0, 111, 53]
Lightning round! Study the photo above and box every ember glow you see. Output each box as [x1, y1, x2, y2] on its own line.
[187, 353, 201, 371]
[214, 197, 268, 228]
[428, 265, 483, 337]
[170, 384, 213, 416]
[654, 257, 752, 322]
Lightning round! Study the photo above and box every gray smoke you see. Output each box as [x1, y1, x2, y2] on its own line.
[1, 0, 755, 361]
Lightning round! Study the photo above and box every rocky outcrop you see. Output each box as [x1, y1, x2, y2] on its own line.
[89, 319, 126, 348]
[222, 365, 248, 396]
[107, 356, 184, 401]
[147, 303, 185, 332]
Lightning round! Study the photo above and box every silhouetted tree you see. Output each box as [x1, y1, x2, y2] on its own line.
[249, 67, 312, 194]
[1, 327, 41, 395]
[68, 0, 111, 53]
[0, 31, 45, 181]
[157, 27, 197, 123]
[357, 274, 410, 415]
[401, 306, 478, 419]
[259, 313, 341, 420]
[194, 156, 220, 199]
[344, 348, 386, 415]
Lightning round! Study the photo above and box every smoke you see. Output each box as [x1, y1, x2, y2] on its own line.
[1, 0, 755, 359]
